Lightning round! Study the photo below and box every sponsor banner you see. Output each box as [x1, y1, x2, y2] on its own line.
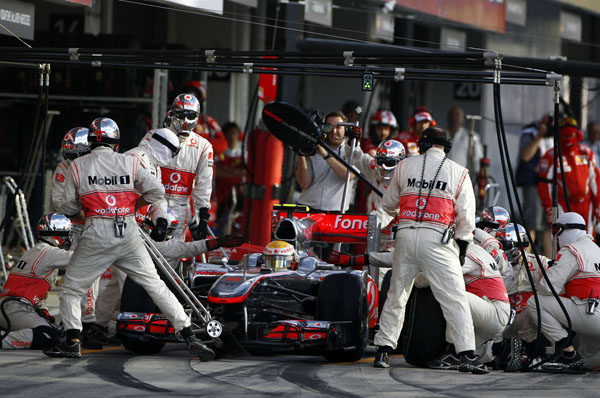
[374, 12, 395, 42]
[305, 0, 332, 27]
[506, 0, 526, 26]
[560, 10, 582, 42]
[395, 0, 506, 33]
[161, 167, 195, 196]
[81, 191, 138, 217]
[0, 0, 34, 41]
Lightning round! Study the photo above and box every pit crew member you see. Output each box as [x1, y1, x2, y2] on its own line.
[142, 93, 214, 241]
[526, 212, 600, 371]
[372, 126, 485, 373]
[475, 206, 513, 287]
[47, 117, 212, 360]
[0, 213, 73, 350]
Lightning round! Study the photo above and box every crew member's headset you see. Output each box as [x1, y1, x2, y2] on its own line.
[417, 126, 452, 154]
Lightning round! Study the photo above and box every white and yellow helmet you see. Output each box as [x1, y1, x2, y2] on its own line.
[262, 240, 297, 271]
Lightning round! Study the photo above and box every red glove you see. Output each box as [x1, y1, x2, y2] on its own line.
[348, 126, 363, 140]
[327, 250, 368, 267]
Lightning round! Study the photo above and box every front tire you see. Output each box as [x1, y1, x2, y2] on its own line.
[317, 273, 368, 362]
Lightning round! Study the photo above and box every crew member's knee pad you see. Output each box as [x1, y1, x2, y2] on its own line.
[31, 325, 59, 349]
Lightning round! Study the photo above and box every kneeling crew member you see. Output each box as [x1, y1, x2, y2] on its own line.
[527, 212, 600, 371]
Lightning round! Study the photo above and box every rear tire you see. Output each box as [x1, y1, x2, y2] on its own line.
[317, 273, 368, 363]
[400, 287, 446, 367]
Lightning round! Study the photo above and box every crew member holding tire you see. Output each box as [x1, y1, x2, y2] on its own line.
[46, 117, 213, 360]
[372, 126, 486, 374]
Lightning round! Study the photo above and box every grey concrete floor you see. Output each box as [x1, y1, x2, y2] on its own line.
[1, 344, 598, 398]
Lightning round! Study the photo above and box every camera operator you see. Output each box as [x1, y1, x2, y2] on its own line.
[295, 110, 360, 212]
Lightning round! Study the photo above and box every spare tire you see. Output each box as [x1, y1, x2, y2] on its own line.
[317, 273, 368, 362]
[400, 286, 446, 367]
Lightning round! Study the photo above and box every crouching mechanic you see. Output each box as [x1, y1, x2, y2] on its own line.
[499, 223, 549, 371]
[0, 213, 73, 350]
[46, 117, 212, 360]
[426, 243, 509, 370]
[475, 206, 513, 287]
[371, 126, 485, 374]
[526, 212, 600, 371]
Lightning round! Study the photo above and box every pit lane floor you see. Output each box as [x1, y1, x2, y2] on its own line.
[1, 345, 598, 398]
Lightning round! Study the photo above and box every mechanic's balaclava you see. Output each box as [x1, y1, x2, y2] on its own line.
[147, 128, 180, 166]
[554, 212, 587, 249]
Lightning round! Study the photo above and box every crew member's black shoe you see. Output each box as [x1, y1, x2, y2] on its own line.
[502, 337, 523, 372]
[541, 350, 585, 372]
[81, 325, 103, 350]
[186, 336, 216, 362]
[458, 354, 489, 374]
[426, 352, 460, 370]
[373, 346, 391, 368]
[43, 340, 81, 359]
[180, 326, 215, 361]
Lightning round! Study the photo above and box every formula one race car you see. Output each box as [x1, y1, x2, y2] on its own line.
[206, 249, 378, 362]
[116, 205, 380, 361]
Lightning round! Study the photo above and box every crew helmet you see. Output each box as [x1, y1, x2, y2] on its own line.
[61, 127, 90, 161]
[496, 223, 528, 263]
[375, 140, 406, 180]
[37, 212, 73, 250]
[479, 206, 510, 235]
[88, 118, 120, 151]
[168, 94, 201, 135]
[262, 240, 298, 271]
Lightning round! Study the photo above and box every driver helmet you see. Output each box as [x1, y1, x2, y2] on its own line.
[374, 140, 406, 180]
[137, 205, 178, 240]
[37, 212, 73, 250]
[168, 93, 200, 135]
[88, 117, 120, 152]
[262, 240, 297, 271]
[496, 223, 528, 263]
[479, 206, 510, 235]
[61, 127, 90, 161]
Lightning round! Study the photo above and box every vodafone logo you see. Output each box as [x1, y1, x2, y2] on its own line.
[334, 215, 368, 230]
[170, 173, 182, 184]
[416, 198, 427, 210]
[105, 195, 117, 206]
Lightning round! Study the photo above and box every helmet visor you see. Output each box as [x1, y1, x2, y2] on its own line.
[264, 255, 293, 271]
[375, 157, 399, 168]
[174, 109, 198, 120]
